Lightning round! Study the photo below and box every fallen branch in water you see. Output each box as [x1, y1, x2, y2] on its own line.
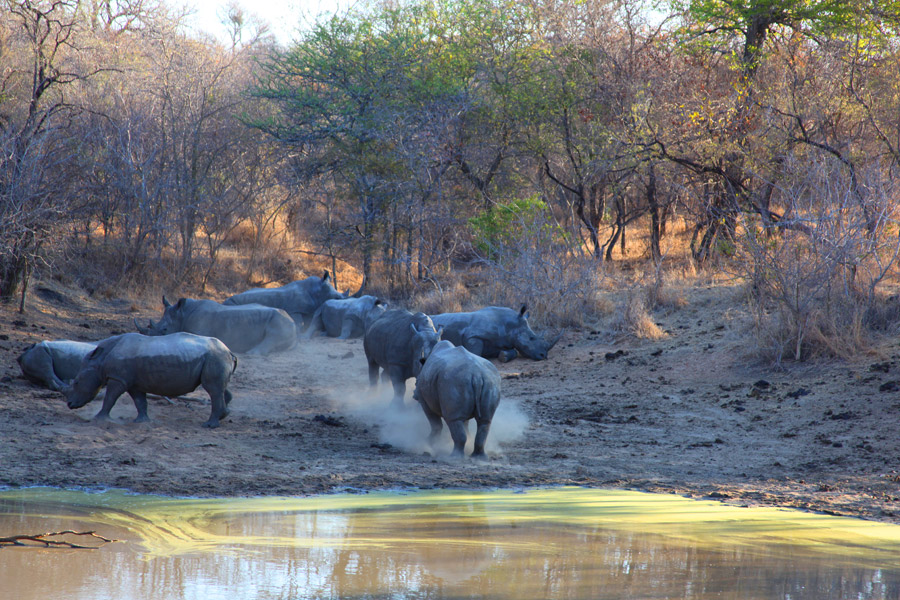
[0, 530, 117, 549]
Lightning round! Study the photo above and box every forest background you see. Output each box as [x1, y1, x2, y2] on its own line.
[3, 0, 900, 364]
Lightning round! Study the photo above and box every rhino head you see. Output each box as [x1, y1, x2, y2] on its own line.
[411, 321, 443, 377]
[63, 351, 105, 409]
[135, 296, 184, 336]
[511, 305, 560, 361]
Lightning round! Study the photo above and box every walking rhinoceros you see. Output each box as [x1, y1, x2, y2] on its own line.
[304, 295, 386, 339]
[363, 308, 442, 408]
[135, 297, 295, 355]
[224, 271, 354, 327]
[413, 340, 501, 458]
[430, 305, 560, 362]
[17, 340, 97, 391]
[63, 332, 238, 428]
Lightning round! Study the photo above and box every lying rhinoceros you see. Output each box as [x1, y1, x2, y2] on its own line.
[224, 271, 354, 327]
[64, 332, 237, 428]
[413, 340, 501, 458]
[304, 295, 386, 339]
[430, 305, 560, 362]
[17, 340, 98, 391]
[363, 308, 442, 408]
[136, 297, 295, 355]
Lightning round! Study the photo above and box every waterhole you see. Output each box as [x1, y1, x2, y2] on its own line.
[2, 486, 899, 599]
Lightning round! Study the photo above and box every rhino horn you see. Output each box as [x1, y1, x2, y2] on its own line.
[351, 277, 366, 298]
[163, 295, 172, 308]
[134, 317, 148, 334]
[547, 332, 562, 350]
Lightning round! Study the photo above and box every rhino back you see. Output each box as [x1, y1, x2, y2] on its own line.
[105, 333, 227, 396]
[417, 345, 500, 421]
[364, 309, 425, 368]
[45, 341, 98, 380]
[181, 301, 291, 353]
[432, 309, 516, 348]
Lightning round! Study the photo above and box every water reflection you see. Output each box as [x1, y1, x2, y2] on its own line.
[1, 487, 900, 599]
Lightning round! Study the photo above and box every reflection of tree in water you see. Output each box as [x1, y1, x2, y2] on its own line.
[325, 498, 501, 597]
[4, 490, 900, 599]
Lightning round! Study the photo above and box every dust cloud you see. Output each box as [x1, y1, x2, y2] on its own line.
[328, 384, 529, 458]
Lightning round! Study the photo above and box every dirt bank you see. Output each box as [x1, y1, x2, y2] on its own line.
[2, 280, 900, 523]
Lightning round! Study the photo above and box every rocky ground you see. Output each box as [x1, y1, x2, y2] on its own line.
[2, 279, 900, 523]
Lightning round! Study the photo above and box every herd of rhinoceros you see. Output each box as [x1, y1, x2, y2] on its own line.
[16, 272, 560, 457]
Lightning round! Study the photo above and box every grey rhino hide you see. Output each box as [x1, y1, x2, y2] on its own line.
[363, 308, 442, 408]
[64, 332, 237, 428]
[430, 305, 559, 362]
[305, 295, 385, 339]
[17, 340, 98, 391]
[223, 271, 350, 326]
[137, 297, 295, 355]
[413, 340, 502, 458]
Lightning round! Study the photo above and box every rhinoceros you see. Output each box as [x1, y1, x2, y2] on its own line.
[363, 308, 443, 408]
[224, 271, 354, 327]
[304, 295, 386, 339]
[413, 340, 501, 458]
[17, 340, 97, 391]
[430, 305, 560, 362]
[135, 297, 296, 355]
[63, 332, 237, 428]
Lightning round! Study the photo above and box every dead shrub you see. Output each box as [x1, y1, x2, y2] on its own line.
[737, 157, 900, 363]
[612, 293, 667, 340]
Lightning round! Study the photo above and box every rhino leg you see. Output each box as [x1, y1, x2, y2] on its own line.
[387, 366, 407, 408]
[202, 384, 230, 429]
[23, 347, 65, 390]
[419, 403, 443, 445]
[446, 419, 468, 457]
[128, 390, 150, 423]
[498, 349, 518, 363]
[303, 307, 325, 339]
[463, 338, 486, 358]
[94, 380, 127, 422]
[367, 360, 380, 388]
[472, 420, 491, 459]
[338, 319, 354, 339]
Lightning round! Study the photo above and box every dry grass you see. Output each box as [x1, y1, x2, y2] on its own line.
[611, 292, 668, 340]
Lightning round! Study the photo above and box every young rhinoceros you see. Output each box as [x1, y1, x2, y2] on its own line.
[413, 340, 501, 458]
[363, 309, 442, 408]
[64, 332, 237, 428]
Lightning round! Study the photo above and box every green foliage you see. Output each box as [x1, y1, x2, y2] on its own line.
[468, 196, 566, 260]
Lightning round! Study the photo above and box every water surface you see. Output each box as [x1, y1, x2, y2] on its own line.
[2, 487, 899, 599]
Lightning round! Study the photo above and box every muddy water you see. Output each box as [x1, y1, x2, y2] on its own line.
[2, 487, 900, 600]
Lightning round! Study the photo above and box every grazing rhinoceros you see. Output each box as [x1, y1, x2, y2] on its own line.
[135, 297, 296, 355]
[363, 308, 443, 408]
[430, 305, 560, 362]
[413, 340, 501, 458]
[17, 340, 97, 391]
[304, 295, 386, 339]
[224, 271, 354, 327]
[63, 332, 237, 428]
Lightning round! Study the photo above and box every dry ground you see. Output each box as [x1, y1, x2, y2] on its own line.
[2, 278, 900, 523]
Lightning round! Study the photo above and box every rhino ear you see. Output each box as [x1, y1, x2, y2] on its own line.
[409, 323, 418, 335]
[176, 298, 186, 308]
[322, 270, 330, 282]
[436, 326, 444, 340]
[519, 304, 529, 319]
[163, 296, 171, 308]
